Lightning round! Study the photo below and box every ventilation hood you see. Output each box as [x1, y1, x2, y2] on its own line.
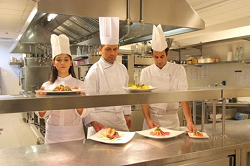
[10, 0, 205, 53]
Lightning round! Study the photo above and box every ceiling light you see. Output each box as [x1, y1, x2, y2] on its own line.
[47, 14, 58, 21]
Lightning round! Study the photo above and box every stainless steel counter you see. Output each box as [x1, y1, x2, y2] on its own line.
[1, 120, 249, 166]
[1, 88, 250, 165]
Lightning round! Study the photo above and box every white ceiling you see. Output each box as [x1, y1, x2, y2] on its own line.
[0, 0, 35, 41]
[1, 0, 250, 42]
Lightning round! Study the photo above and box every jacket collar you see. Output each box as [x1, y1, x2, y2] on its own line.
[57, 74, 72, 81]
[100, 57, 114, 69]
[153, 61, 170, 72]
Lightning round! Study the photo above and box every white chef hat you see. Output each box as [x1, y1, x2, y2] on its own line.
[50, 34, 71, 59]
[99, 17, 119, 45]
[152, 24, 168, 52]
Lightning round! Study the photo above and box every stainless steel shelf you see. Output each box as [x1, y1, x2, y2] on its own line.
[1, 88, 250, 114]
[9, 61, 24, 67]
[182, 60, 244, 66]
[195, 60, 243, 66]
[0, 89, 222, 114]
[223, 87, 250, 98]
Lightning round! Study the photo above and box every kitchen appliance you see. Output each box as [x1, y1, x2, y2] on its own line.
[20, 66, 51, 92]
[10, 0, 205, 53]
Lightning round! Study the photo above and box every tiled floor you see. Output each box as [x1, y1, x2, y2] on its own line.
[0, 113, 37, 149]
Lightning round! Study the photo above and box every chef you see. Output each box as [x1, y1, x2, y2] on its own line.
[36, 34, 89, 144]
[140, 24, 196, 132]
[84, 17, 132, 132]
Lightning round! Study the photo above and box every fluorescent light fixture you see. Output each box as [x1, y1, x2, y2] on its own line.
[47, 13, 58, 21]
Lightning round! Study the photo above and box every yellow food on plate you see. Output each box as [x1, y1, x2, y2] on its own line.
[131, 84, 150, 89]
[53, 85, 72, 91]
[105, 128, 121, 140]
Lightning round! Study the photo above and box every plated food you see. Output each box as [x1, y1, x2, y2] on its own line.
[104, 128, 121, 140]
[131, 84, 150, 89]
[123, 85, 156, 92]
[88, 128, 135, 144]
[188, 131, 209, 139]
[53, 85, 72, 91]
[150, 127, 170, 136]
[137, 127, 184, 139]
[36, 87, 84, 95]
[193, 131, 204, 137]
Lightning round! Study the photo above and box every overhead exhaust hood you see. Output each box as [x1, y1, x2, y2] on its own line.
[10, 0, 205, 53]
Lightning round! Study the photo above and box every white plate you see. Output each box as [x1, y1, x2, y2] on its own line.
[123, 86, 156, 92]
[88, 129, 135, 144]
[188, 132, 209, 139]
[136, 127, 185, 139]
[36, 89, 85, 94]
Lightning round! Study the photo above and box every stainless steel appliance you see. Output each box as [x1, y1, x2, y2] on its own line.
[20, 66, 51, 92]
[10, 0, 205, 53]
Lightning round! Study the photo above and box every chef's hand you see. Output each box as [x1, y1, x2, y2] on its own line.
[146, 118, 159, 129]
[186, 121, 196, 133]
[91, 121, 106, 132]
[124, 115, 132, 128]
[35, 86, 47, 95]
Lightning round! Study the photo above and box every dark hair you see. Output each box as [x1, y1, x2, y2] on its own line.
[151, 47, 169, 55]
[49, 54, 76, 83]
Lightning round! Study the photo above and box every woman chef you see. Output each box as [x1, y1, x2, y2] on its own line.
[36, 34, 89, 144]
[84, 17, 132, 133]
[140, 24, 196, 132]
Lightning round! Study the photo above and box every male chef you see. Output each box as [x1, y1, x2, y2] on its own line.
[140, 24, 196, 132]
[84, 17, 132, 132]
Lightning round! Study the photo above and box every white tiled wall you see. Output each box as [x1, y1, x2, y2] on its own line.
[0, 41, 22, 95]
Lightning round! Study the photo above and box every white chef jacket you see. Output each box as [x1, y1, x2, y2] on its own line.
[35, 75, 89, 144]
[84, 57, 131, 131]
[140, 62, 188, 130]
